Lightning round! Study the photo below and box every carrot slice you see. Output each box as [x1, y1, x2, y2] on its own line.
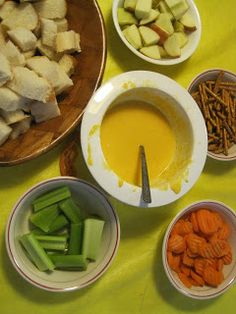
[167, 234, 186, 254]
[203, 266, 224, 287]
[190, 212, 199, 233]
[222, 249, 233, 265]
[190, 270, 205, 286]
[196, 209, 218, 235]
[167, 251, 181, 272]
[178, 272, 192, 289]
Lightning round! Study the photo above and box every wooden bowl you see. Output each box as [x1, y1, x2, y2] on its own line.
[0, 0, 106, 166]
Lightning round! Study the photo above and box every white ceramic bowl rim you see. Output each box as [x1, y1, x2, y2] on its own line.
[81, 70, 208, 208]
[5, 176, 120, 292]
[112, 0, 202, 65]
[188, 68, 236, 161]
[162, 200, 236, 299]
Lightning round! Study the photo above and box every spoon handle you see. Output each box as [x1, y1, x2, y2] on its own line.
[139, 145, 152, 204]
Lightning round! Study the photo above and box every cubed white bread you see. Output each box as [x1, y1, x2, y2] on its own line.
[59, 54, 77, 77]
[1, 3, 38, 31]
[41, 18, 57, 48]
[7, 27, 37, 52]
[0, 24, 6, 46]
[30, 99, 61, 123]
[54, 18, 68, 32]
[10, 116, 31, 140]
[23, 49, 36, 59]
[34, 0, 67, 19]
[0, 1, 17, 21]
[7, 66, 56, 103]
[26, 56, 73, 95]
[0, 86, 29, 111]
[36, 39, 62, 61]
[0, 116, 12, 145]
[0, 108, 27, 124]
[1, 40, 26, 66]
[0, 0, 5, 6]
[0, 52, 12, 87]
[33, 20, 41, 38]
[56, 30, 81, 53]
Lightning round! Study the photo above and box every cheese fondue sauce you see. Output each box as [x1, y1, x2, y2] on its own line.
[100, 100, 176, 187]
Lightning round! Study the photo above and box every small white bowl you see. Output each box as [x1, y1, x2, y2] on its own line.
[162, 200, 236, 299]
[5, 177, 120, 292]
[81, 70, 208, 207]
[112, 0, 201, 65]
[188, 68, 236, 161]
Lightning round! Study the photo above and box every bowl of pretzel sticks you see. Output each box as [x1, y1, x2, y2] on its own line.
[162, 200, 236, 299]
[188, 69, 236, 161]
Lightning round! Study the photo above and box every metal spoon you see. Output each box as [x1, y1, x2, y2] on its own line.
[139, 145, 152, 204]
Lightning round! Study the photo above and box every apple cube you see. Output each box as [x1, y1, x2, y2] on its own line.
[163, 32, 181, 57]
[175, 31, 188, 47]
[118, 8, 138, 26]
[150, 23, 169, 45]
[158, 0, 174, 20]
[158, 45, 168, 58]
[140, 45, 161, 59]
[135, 0, 152, 19]
[179, 11, 197, 31]
[122, 24, 142, 49]
[139, 26, 160, 46]
[165, 0, 189, 20]
[124, 0, 137, 12]
[155, 13, 174, 35]
[173, 20, 185, 32]
[139, 9, 160, 25]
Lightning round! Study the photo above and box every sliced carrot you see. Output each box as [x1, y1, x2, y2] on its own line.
[180, 264, 191, 277]
[178, 220, 193, 235]
[186, 233, 206, 254]
[182, 251, 194, 267]
[178, 272, 192, 289]
[210, 239, 230, 257]
[217, 223, 231, 240]
[167, 251, 181, 272]
[194, 257, 205, 276]
[216, 258, 224, 271]
[203, 266, 224, 287]
[222, 249, 232, 265]
[190, 270, 205, 286]
[190, 212, 199, 233]
[196, 209, 218, 235]
[167, 234, 186, 254]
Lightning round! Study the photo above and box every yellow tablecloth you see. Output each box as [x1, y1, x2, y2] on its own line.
[1, 1, 236, 313]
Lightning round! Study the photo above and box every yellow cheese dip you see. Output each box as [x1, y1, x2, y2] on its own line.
[100, 100, 176, 187]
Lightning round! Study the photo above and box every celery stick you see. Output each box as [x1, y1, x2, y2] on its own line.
[35, 235, 68, 251]
[59, 198, 81, 223]
[48, 214, 69, 233]
[68, 222, 83, 255]
[30, 204, 60, 232]
[50, 255, 88, 270]
[82, 218, 105, 261]
[32, 186, 71, 212]
[19, 233, 55, 271]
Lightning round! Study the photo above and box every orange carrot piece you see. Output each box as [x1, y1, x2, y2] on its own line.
[178, 272, 192, 288]
[190, 270, 205, 286]
[167, 234, 186, 254]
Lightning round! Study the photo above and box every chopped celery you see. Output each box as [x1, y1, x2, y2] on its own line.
[59, 198, 81, 223]
[35, 235, 68, 251]
[32, 186, 71, 212]
[68, 222, 83, 255]
[19, 233, 55, 271]
[82, 218, 105, 261]
[48, 214, 69, 233]
[50, 254, 88, 270]
[30, 204, 59, 232]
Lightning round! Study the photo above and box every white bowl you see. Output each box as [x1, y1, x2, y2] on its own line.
[5, 177, 120, 292]
[80, 70, 208, 208]
[188, 68, 236, 161]
[112, 0, 201, 65]
[162, 200, 236, 299]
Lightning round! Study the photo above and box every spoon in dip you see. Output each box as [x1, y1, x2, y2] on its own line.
[139, 145, 152, 204]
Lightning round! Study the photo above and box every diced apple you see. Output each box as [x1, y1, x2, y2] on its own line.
[118, 8, 138, 26]
[155, 13, 174, 35]
[150, 23, 169, 45]
[139, 26, 160, 46]
[179, 11, 197, 31]
[158, 0, 174, 20]
[175, 31, 188, 47]
[163, 33, 181, 57]
[165, 0, 189, 20]
[124, 0, 137, 12]
[140, 45, 161, 59]
[135, 0, 152, 20]
[122, 24, 142, 49]
[158, 45, 168, 58]
[152, 0, 161, 9]
[173, 20, 185, 32]
[139, 9, 160, 25]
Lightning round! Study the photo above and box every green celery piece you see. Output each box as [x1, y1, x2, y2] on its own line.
[32, 186, 71, 212]
[59, 198, 81, 223]
[35, 235, 68, 251]
[48, 214, 69, 233]
[30, 204, 60, 232]
[19, 233, 55, 271]
[82, 218, 105, 261]
[68, 222, 83, 255]
[50, 255, 88, 270]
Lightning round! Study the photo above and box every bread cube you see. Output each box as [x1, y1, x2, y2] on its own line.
[0, 52, 12, 87]
[7, 27, 37, 52]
